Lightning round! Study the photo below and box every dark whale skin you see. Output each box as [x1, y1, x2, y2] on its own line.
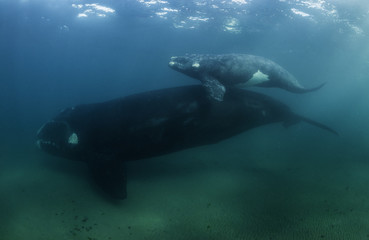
[36, 85, 337, 199]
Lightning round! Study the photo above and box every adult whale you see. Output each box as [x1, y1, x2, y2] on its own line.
[169, 54, 325, 101]
[36, 85, 337, 199]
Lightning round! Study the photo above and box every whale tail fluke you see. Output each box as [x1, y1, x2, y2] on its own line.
[289, 82, 326, 93]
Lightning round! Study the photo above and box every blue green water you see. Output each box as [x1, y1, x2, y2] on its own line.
[1, 0, 369, 239]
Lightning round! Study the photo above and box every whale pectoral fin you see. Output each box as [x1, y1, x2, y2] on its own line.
[298, 115, 339, 136]
[87, 155, 127, 199]
[202, 77, 226, 101]
[284, 114, 339, 136]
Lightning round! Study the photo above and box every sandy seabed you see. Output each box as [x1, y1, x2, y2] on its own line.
[1, 125, 369, 240]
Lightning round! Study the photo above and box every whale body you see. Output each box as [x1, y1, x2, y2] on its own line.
[36, 85, 337, 199]
[169, 54, 325, 101]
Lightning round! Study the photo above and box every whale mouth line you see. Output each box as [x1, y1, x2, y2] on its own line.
[169, 61, 186, 71]
[37, 135, 78, 149]
[36, 120, 79, 151]
[36, 139, 61, 150]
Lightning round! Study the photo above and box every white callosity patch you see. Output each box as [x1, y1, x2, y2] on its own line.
[169, 57, 177, 67]
[68, 133, 79, 145]
[192, 62, 200, 68]
[243, 70, 270, 87]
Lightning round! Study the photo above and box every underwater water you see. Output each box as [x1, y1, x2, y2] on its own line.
[1, 0, 369, 239]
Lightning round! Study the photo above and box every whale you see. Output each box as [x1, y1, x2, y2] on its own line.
[36, 85, 337, 199]
[169, 54, 325, 101]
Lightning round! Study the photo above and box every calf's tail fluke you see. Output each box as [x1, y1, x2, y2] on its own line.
[290, 82, 326, 93]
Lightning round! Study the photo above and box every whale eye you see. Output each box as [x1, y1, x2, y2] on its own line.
[192, 62, 200, 68]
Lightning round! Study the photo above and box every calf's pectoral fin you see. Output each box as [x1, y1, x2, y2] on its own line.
[202, 77, 226, 102]
[87, 155, 127, 199]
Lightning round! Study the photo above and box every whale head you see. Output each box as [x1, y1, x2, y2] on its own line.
[168, 55, 204, 79]
[36, 109, 81, 159]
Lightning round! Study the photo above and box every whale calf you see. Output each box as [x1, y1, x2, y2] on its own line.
[169, 54, 325, 101]
[36, 85, 337, 199]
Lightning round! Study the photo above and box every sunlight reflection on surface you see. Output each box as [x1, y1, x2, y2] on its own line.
[132, 0, 366, 34]
[72, 3, 115, 18]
